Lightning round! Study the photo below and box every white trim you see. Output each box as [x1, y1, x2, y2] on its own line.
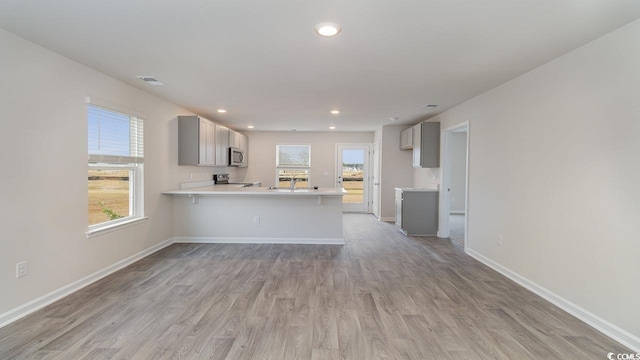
[379, 216, 395, 222]
[371, 140, 381, 219]
[174, 236, 345, 245]
[335, 143, 373, 213]
[88, 162, 145, 234]
[86, 216, 148, 238]
[438, 121, 470, 247]
[465, 248, 640, 353]
[0, 237, 174, 329]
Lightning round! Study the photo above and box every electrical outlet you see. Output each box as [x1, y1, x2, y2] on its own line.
[16, 261, 28, 278]
[253, 216, 260, 224]
[497, 235, 503, 247]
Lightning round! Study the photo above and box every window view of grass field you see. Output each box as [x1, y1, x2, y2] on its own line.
[88, 169, 131, 225]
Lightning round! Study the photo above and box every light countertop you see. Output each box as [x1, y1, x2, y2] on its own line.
[163, 185, 347, 196]
[394, 187, 440, 192]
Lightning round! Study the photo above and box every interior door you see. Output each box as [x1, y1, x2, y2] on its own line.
[336, 144, 371, 212]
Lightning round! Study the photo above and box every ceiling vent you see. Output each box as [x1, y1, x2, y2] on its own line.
[135, 76, 164, 86]
[422, 104, 438, 110]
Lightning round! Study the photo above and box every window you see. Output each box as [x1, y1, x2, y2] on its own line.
[276, 145, 310, 187]
[88, 104, 144, 233]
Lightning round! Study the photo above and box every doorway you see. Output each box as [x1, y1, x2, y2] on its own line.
[439, 122, 469, 247]
[336, 144, 371, 213]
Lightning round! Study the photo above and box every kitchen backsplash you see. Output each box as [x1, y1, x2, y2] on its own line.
[414, 167, 440, 189]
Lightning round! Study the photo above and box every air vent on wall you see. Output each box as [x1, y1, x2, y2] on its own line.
[135, 76, 164, 86]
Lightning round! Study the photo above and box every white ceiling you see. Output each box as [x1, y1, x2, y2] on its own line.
[1, 1, 639, 132]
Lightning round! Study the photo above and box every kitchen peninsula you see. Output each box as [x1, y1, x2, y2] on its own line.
[163, 184, 347, 244]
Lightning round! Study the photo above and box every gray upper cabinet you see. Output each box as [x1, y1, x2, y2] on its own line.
[229, 129, 242, 149]
[229, 129, 248, 167]
[239, 133, 248, 167]
[178, 116, 216, 166]
[215, 124, 230, 166]
[229, 130, 249, 167]
[412, 122, 440, 168]
[400, 127, 413, 150]
[179, 115, 247, 168]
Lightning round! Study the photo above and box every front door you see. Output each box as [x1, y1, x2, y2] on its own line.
[336, 144, 371, 212]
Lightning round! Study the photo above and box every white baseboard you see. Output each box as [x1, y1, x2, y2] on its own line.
[174, 236, 345, 245]
[0, 238, 175, 329]
[379, 217, 395, 222]
[465, 248, 640, 353]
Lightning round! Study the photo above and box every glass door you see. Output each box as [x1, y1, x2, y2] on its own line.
[336, 144, 371, 212]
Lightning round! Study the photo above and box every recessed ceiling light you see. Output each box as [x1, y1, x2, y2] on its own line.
[329, 126, 336, 130]
[135, 76, 164, 86]
[217, 109, 227, 113]
[315, 22, 341, 37]
[247, 125, 254, 129]
[390, 117, 399, 122]
[330, 110, 340, 115]
[422, 104, 438, 110]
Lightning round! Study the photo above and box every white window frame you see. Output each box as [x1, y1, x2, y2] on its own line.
[275, 145, 311, 186]
[86, 103, 146, 237]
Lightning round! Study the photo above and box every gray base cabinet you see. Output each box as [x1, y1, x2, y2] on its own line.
[395, 188, 439, 236]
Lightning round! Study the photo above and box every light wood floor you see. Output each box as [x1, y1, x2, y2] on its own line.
[0, 214, 629, 359]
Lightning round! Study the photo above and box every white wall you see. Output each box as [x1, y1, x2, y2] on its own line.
[449, 132, 467, 213]
[431, 20, 640, 346]
[0, 29, 237, 318]
[413, 165, 440, 189]
[241, 131, 373, 187]
[375, 126, 414, 221]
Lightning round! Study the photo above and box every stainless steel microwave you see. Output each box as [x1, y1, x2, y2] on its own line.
[229, 147, 244, 166]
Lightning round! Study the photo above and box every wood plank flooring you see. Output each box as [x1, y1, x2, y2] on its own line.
[0, 214, 630, 359]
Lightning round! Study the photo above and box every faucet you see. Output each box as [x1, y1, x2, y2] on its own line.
[289, 177, 298, 189]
